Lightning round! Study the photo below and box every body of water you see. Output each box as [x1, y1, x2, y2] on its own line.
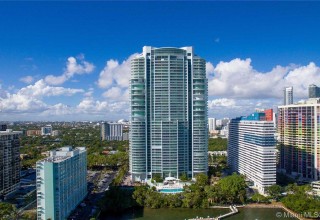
[101, 207, 297, 220]
[228, 207, 297, 220]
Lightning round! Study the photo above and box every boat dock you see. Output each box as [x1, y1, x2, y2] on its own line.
[188, 205, 238, 220]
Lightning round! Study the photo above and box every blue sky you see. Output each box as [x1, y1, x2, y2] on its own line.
[1, 1, 320, 121]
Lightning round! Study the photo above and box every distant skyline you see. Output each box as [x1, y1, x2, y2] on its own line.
[1, 1, 320, 121]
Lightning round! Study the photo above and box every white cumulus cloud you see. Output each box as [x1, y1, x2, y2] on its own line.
[208, 58, 320, 99]
[208, 98, 236, 108]
[206, 62, 215, 79]
[0, 79, 84, 113]
[45, 56, 95, 85]
[20, 75, 34, 84]
[97, 53, 139, 89]
[77, 96, 129, 114]
[102, 87, 129, 101]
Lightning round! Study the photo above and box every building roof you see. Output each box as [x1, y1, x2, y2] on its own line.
[0, 129, 22, 135]
[37, 147, 86, 163]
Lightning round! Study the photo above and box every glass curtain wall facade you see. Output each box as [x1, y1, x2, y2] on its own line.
[130, 46, 208, 181]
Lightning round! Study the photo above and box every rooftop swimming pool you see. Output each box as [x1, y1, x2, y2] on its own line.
[159, 188, 184, 193]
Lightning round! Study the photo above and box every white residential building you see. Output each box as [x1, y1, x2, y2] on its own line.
[283, 86, 293, 105]
[101, 122, 123, 141]
[228, 111, 277, 195]
[51, 130, 60, 136]
[216, 118, 230, 128]
[220, 125, 229, 138]
[208, 118, 216, 131]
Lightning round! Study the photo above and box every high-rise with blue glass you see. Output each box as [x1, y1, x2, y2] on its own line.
[130, 46, 208, 181]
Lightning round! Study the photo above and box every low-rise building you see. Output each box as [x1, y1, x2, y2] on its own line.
[311, 181, 320, 196]
[41, 125, 52, 136]
[27, 130, 41, 136]
[101, 122, 124, 141]
[51, 130, 60, 136]
[208, 151, 227, 156]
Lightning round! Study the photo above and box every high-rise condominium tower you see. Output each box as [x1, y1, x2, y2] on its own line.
[309, 84, 320, 99]
[0, 129, 20, 198]
[228, 110, 276, 194]
[36, 147, 87, 220]
[130, 46, 208, 181]
[208, 118, 216, 132]
[278, 98, 320, 180]
[283, 86, 293, 105]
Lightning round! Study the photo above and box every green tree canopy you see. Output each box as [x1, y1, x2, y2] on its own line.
[0, 202, 17, 220]
[266, 184, 283, 201]
[251, 193, 269, 203]
[208, 138, 227, 151]
[195, 173, 208, 188]
[214, 173, 246, 204]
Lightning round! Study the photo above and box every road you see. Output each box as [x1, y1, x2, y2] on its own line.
[68, 170, 117, 220]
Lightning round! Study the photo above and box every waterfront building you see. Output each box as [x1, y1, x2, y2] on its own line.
[278, 98, 320, 180]
[41, 125, 52, 136]
[130, 46, 208, 181]
[101, 122, 124, 141]
[228, 110, 276, 194]
[36, 147, 87, 220]
[0, 129, 20, 198]
[309, 84, 320, 98]
[283, 86, 293, 105]
[208, 118, 216, 132]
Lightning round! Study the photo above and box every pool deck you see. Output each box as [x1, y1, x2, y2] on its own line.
[146, 179, 192, 193]
[159, 189, 184, 193]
